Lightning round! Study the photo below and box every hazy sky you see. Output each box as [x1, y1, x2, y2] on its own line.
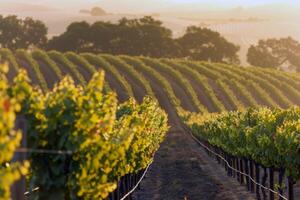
[2, 0, 299, 13]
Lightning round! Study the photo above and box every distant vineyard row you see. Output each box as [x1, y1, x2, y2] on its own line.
[1, 48, 300, 114]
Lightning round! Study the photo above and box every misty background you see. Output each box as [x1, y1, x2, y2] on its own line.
[1, 0, 300, 64]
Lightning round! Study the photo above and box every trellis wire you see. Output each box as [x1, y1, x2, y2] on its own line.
[119, 162, 152, 200]
[185, 127, 288, 200]
[15, 148, 73, 155]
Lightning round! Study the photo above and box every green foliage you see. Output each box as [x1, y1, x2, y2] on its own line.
[0, 15, 47, 50]
[65, 52, 97, 75]
[46, 17, 239, 63]
[0, 48, 20, 72]
[82, 53, 134, 98]
[163, 59, 225, 112]
[219, 63, 292, 108]
[46, 16, 178, 58]
[216, 79, 243, 110]
[16, 49, 48, 92]
[177, 26, 240, 64]
[48, 50, 86, 85]
[143, 57, 207, 113]
[185, 61, 243, 110]
[183, 107, 300, 180]
[205, 63, 258, 107]
[3, 50, 300, 113]
[247, 37, 300, 72]
[101, 54, 155, 98]
[32, 49, 63, 79]
[0, 65, 29, 200]
[121, 55, 181, 109]
[7, 69, 168, 200]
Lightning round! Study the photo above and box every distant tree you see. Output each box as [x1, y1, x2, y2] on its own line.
[114, 16, 180, 57]
[0, 15, 47, 50]
[22, 17, 48, 48]
[247, 37, 300, 72]
[47, 21, 91, 52]
[177, 26, 240, 64]
[89, 21, 118, 53]
[47, 16, 180, 57]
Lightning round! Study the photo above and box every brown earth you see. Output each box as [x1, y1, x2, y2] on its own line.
[226, 81, 251, 107]
[6, 64, 17, 84]
[50, 58, 81, 84]
[247, 84, 270, 106]
[102, 57, 148, 103]
[117, 63, 256, 200]
[174, 68, 218, 113]
[16, 59, 40, 86]
[34, 59, 60, 89]
[151, 65, 199, 112]
[14, 55, 268, 199]
[68, 58, 93, 83]
[207, 79, 235, 111]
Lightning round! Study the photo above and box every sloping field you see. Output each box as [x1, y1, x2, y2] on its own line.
[2, 49, 300, 200]
[2, 49, 300, 112]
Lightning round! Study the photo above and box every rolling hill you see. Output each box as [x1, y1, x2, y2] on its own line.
[2, 49, 300, 116]
[2, 48, 300, 199]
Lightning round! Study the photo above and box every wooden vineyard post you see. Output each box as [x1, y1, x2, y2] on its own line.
[261, 167, 268, 200]
[232, 156, 236, 178]
[278, 168, 284, 200]
[236, 158, 240, 182]
[255, 163, 261, 200]
[249, 160, 254, 193]
[11, 115, 27, 200]
[240, 159, 244, 184]
[244, 158, 250, 191]
[287, 177, 294, 200]
[269, 167, 274, 200]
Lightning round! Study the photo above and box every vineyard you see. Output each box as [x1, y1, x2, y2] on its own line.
[1, 48, 300, 200]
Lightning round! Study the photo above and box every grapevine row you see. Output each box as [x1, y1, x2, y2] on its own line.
[164, 59, 225, 112]
[121, 56, 181, 109]
[16, 49, 48, 91]
[101, 55, 155, 98]
[141, 57, 206, 113]
[32, 49, 63, 80]
[48, 50, 87, 85]
[82, 53, 134, 99]
[3, 69, 168, 200]
[182, 107, 300, 180]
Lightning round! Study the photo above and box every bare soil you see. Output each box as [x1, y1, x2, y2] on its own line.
[226, 81, 251, 107]
[175, 69, 218, 113]
[152, 66, 199, 112]
[16, 59, 40, 86]
[103, 71, 129, 103]
[6, 64, 18, 84]
[103, 57, 148, 103]
[130, 68, 255, 200]
[35, 59, 60, 89]
[51, 58, 81, 84]
[247, 85, 269, 106]
[69, 59, 93, 83]
[208, 79, 235, 111]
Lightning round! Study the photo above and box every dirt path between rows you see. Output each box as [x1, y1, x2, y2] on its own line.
[152, 66, 198, 112]
[35, 59, 60, 89]
[17, 59, 43, 87]
[6, 64, 18, 84]
[102, 56, 148, 103]
[207, 79, 235, 111]
[124, 68, 256, 200]
[178, 70, 218, 113]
